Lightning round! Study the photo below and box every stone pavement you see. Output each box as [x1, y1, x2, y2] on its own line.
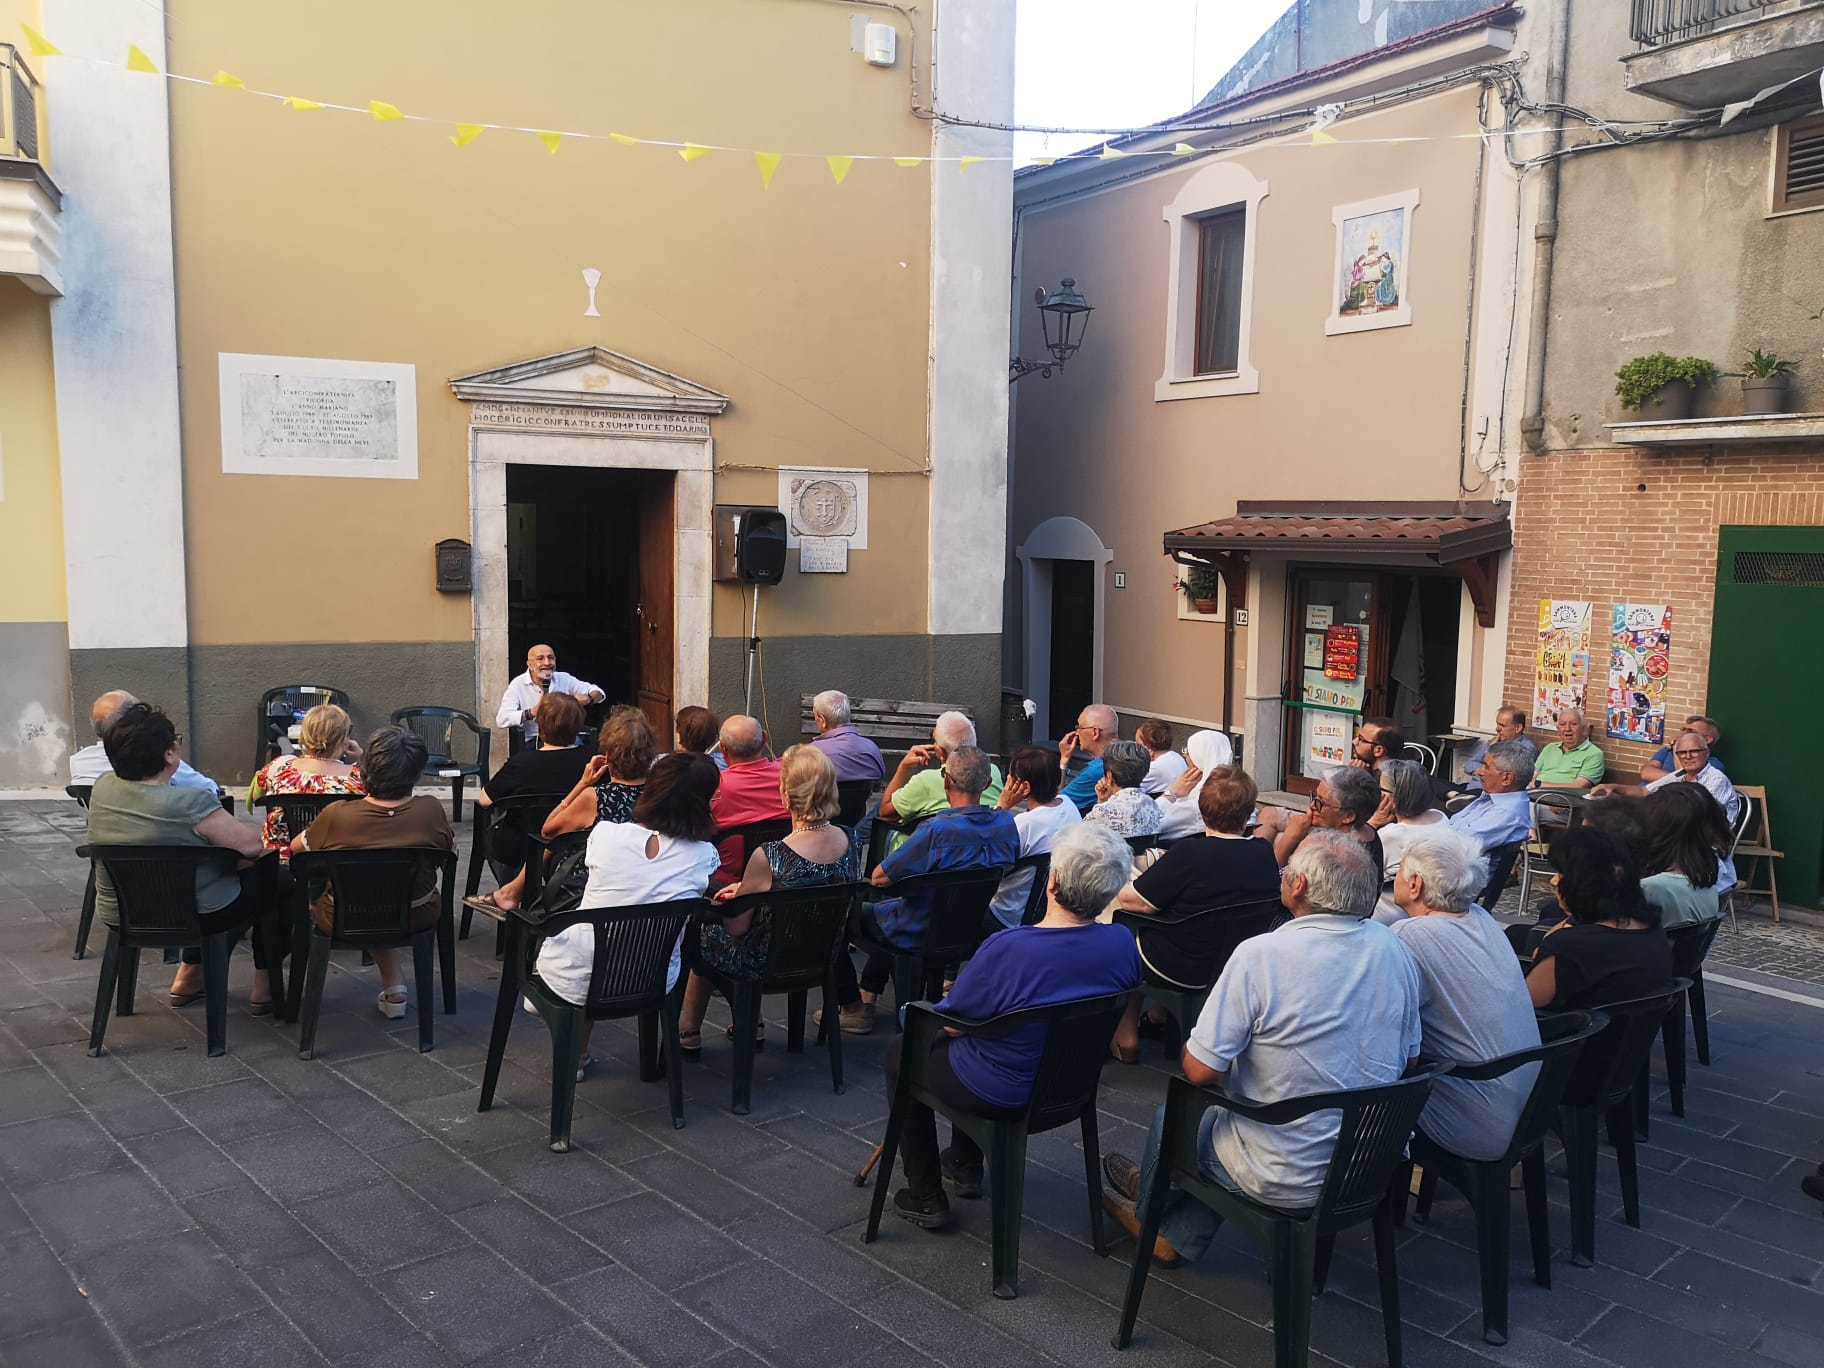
[2, 797, 1821, 1368]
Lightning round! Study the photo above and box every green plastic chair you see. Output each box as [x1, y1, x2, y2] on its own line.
[1111, 897, 1285, 1055]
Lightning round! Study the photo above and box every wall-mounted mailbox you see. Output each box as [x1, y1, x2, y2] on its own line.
[435, 538, 472, 593]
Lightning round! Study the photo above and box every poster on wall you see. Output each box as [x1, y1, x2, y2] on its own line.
[1606, 603, 1673, 743]
[1304, 710, 1351, 778]
[1302, 619, 1368, 712]
[1535, 600, 1593, 723]
[1323, 625, 1361, 680]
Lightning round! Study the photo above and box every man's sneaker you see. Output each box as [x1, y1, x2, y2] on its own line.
[893, 1188, 953, 1230]
[813, 1002, 875, 1035]
[940, 1147, 984, 1199]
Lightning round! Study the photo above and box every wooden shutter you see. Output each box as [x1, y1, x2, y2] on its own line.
[1773, 115, 1824, 214]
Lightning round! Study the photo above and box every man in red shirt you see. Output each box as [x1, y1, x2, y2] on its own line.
[709, 714, 785, 880]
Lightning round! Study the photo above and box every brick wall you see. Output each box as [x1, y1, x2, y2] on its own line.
[1501, 445, 1824, 776]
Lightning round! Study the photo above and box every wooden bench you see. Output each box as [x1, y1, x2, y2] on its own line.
[797, 695, 974, 755]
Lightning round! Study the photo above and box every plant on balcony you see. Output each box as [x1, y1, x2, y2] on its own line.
[1615, 352, 1719, 420]
[1174, 564, 1223, 614]
[1741, 347, 1797, 416]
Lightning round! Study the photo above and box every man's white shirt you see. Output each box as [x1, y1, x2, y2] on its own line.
[495, 671, 603, 736]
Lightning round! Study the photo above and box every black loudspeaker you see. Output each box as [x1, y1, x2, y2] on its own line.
[714, 505, 788, 584]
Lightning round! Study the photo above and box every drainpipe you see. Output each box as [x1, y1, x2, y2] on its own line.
[1519, 0, 1576, 454]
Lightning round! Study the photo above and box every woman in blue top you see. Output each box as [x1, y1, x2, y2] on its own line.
[883, 821, 1142, 1230]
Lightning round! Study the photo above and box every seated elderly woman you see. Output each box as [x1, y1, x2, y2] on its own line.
[1366, 757, 1446, 878]
[988, 744, 1081, 930]
[476, 691, 591, 878]
[1107, 765, 1282, 1061]
[675, 704, 726, 770]
[678, 744, 858, 1058]
[1526, 827, 1673, 1011]
[1085, 739, 1163, 839]
[248, 703, 365, 854]
[87, 703, 275, 1011]
[1153, 729, 1237, 842]
[292, 727, 456, 1021]
[1259, 764, 1385, 878]
[534, 752, 723, 1081]
[1389, 829, 1542, 1162]
[1639, 782, 1731, 930]
[884, 821, 1142, 1230]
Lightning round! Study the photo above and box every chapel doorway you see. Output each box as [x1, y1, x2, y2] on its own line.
[505, 466, 675, 740]
[1048, 558, 1096, 738]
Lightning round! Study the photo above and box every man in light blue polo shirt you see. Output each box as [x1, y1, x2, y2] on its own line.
[1447, 740, 1534, 853]
[1059, 703, 1117, 813]
[1098, 831, 1421, 1263]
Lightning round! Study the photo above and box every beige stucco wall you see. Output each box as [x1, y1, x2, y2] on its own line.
[1011, 85, 1491, 732]
[0, 276, 65, 623]
[165, 0, 935, 647]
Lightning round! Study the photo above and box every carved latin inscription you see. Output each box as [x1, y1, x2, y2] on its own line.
[469, 402, 711, 438]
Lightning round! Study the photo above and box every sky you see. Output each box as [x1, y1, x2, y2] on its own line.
[1013, 0, 1290, 164]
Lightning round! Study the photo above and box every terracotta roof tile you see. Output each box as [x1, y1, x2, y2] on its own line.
[1163, 504, 1510, 562]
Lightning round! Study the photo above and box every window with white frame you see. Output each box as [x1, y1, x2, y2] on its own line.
[1158, 161, 1268, 402]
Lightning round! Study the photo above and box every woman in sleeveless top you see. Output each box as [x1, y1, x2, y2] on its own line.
[679, 745, 857, 1058]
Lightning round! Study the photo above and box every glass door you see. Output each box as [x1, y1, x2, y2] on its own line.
[1282, 572, 1387, 793]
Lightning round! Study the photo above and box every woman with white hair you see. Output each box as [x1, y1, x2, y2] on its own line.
[1390, 829, 1540, 1161]
[1153, 729, 1237, 841]
[881, 822, 1141, 1232]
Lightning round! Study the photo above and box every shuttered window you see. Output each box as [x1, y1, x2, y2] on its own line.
[1773, 115, 1824, 214]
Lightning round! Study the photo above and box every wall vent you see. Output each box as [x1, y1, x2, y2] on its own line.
[1730, 550, 1824, 586]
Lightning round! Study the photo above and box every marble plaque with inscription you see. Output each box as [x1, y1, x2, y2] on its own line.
[219, 353, 419, 480]
[799, 536, 849, 573]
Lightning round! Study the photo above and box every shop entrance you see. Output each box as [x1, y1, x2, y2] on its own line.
[1280, 566, 1460, 793]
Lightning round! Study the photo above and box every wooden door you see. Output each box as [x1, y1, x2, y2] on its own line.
[635, 473, 675, 741]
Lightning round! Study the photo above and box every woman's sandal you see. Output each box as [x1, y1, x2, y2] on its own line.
[678, 1029, 704, 1063]
[1109, 1041, 1140, 1065]
[376, 985, 409, 1021]
[461, 891, 516, 919]
[575, 1054, 595, 1083]
[725, 1021, 766, 1053]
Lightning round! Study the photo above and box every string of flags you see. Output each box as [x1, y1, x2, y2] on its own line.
[19, 23, 1722, 188]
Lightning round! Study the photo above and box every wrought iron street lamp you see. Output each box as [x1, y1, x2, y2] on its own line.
[1009, 277, 1092, 382]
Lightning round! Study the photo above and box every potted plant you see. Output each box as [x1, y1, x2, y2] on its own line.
[1741, 348, 1797, 415]
[1614, 352, 1719, 421]
[1175, 564, 1222, 614]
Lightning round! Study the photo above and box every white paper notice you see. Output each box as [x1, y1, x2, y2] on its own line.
[799, 536, 849, 573]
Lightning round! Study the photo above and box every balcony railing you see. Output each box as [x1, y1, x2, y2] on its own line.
[1630, 0, 1781, 46]
[1, 43, 42, 162]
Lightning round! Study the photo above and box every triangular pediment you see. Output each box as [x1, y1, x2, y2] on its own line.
[449, 346, 729, 414]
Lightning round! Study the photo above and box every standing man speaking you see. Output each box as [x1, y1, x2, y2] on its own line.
[496, 644, 605, 744]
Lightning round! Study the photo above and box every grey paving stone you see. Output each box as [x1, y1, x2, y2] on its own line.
[69, 1229, 262, 1349]
[376, 1244, 574, 1364]
[1575, 1304, 1772, 1368]
[133, 1306, 324, 1368]
[1754, 1321, 1824, 1368]
[0, 1233, 92, 1343]
[1653, 1248, 1824, 1336]
[398, 1089, 542, 1153]
[367, 1138, 507, 1215]
[672, 1255, 881, 1366]
[859, 1280, 1067, 1368]
[452, 1194, 613, 1285]
[220, 1115, 387, 1204]
[247, 1251, 434, 1361]
[166, 1075, 307, 1146]
[618, 1148, 775, 1229]
[289, 1179, 467, 1276]
[120, 1125, 247, 1200]
[486, 1322, 638, 1368]
[464, 1142, 636, 1218]
[332, 1041, 478, 1104]
[0, 1310, 130, 1367]
[1715, 1194, 1824, 1269]
[181, 1178, 326, 1272]
[16, 1167, 186, 1261]
[0, 1112, 135, 1191]
[550, 1262, 736, 1367]
[724, 1210, 904, 1302]
[295, 1088, 429, 1154]
[562, 1191, 749, 1290]
[0, 1062, 78, 1122]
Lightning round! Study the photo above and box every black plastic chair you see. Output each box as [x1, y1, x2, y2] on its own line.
[1111, 898, 1285, 1054]
[289, 847, 458, 1056]
[462, 790, 573, 913]
[255, 685, 350, 780]
[865, 992, 1130, 1299]
[836, 780, 874, 830]
[1125, 834, 1162, 860]
[86, 847, 283, 1059]
[1009, 851, 1052, 926]
[392, 707, 490, 824]
[253, 791, 361, 854]
[854, 865, 1010, 1026]
[1114, 1065, 1451, 1366]
[66, 784, 100, 960]
[480, 898, 709, 1149]
[863, 810, 935, 876]
[1636, 922, 1720, 1130]
[1393, 1010, 1608, 1345]
[1550, 986, 1684, 1267]
[714, 817, 794, 879]
[689, 881, 866, 1114]
[1477, 840, 1524, 911]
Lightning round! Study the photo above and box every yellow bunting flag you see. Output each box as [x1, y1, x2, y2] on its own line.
[825, 155, 854, 185]
[450, 123, 485, 146]
[284, 96, 325, 112]
[370, 100, 404, 121]
[21, 25, 61, 58]
[894, 157, 923, 167]
[535, 130, 562, 154]
[1172, 142, 1197, 156]
[1311, 129, 1338, 145]
[608, 132, 639, 146]
[959, 155, 985, 170]
[1030, 156, 1056, 167]
[126, 44, 160, 74]
[1097, 144, 1126, 160]
[754, 151, 782, 187]
[679, 143, 711, 162]
[212, 70, 245, 88]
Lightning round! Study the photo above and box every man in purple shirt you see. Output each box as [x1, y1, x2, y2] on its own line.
[808, 690, 886, 781]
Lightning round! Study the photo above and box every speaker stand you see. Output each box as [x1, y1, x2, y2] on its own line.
[742, 582, 763, 717]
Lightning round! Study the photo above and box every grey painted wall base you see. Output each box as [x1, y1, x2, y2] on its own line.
[2, 623, 76, 787]
[708, 633, 1003, 751]
[67, 645, 190, 783]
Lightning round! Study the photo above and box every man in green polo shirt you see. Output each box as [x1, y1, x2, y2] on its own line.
[1532, 707, 1606, 789]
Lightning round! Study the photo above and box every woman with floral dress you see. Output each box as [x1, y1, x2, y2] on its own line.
[248, 704, 365, 855]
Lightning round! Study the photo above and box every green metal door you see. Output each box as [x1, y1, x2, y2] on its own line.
[1709, 527, 1824, 910]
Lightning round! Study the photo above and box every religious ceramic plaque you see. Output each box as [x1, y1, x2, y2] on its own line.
[219, 353, 419, 480]
[778, 466, 869, 549]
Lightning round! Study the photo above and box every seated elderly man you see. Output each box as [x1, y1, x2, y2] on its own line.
[495, 644, 605, 745]
[1447, 740, 1534, 852]
[1137, 719, 1187, 797]
[1594, 728, 1740, 827]
[708, 715, 786, 882]
[823, 747, 1018, 1035]
[883, 822, 1141, 1228]
[1638, 715, 1726, 784]
[1099, 830, 1420, 1264]
[1060, 703, 1119, 813]
[807, 690, 886, 782]
[1259, 765, 1384, 878]
[71, 690, 220, 792]
[1389, 829, 1541, 1160]
[1531, 709, 1605, 791]
[1450, 706, 1535, 797]
[879, 710, 1003, 824]
[1086, 740, 1163, 839]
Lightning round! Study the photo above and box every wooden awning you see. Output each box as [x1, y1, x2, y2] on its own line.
[1163, 501, 1511, 627]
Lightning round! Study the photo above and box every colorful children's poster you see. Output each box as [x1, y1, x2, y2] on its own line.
[1535, 600, 1593, 723]
[1606, 603, 1672, 744]
[1304, 710, 1351, 778]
